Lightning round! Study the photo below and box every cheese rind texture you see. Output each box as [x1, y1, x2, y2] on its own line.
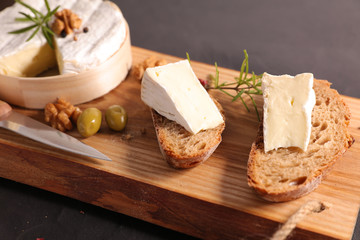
[55, 0, 126, 74]
[0, 0, 126, 77]
[262, 72, 316, 152]
[141, 60, 224, 134]
[0, 0, 54, 77]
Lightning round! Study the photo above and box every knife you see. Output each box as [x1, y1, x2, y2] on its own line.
[0, 100, 111, 161]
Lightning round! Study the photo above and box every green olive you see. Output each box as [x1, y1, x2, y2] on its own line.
[77, 108, 102, 137]
[105, 105, 128, 131]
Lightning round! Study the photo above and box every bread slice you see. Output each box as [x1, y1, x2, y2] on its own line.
[150, 98, 225, 169]
[247, 79, 354, 202]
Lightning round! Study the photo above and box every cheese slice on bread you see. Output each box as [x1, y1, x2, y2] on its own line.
[247, 79, 354, 202]
[141, 60, 224, 135]
[141, 60, 225, 168]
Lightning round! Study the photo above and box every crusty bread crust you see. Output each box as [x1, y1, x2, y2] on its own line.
[150, 98, 225, 169]
[247, 79, 354, 202]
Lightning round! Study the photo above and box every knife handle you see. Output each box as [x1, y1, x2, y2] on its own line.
[0, 100, 12, 120]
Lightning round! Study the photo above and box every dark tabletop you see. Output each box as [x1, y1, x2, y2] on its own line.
[0, 0, 359, 239]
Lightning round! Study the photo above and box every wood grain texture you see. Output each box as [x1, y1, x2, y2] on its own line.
[0, 46, 359, 239]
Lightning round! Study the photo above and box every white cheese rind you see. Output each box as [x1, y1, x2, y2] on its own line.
[0, 0, 126, 76]
[0, 0, 55, 77]
[141, 60, 224, 134]
[54, 0, 126, 74]
[262, 72, 316, 152]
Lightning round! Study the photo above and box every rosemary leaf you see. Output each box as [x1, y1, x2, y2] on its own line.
[43, 25, 55, 36]
[239, 62, 245, 83]
[41, 26, 53, 48]
[10, 0, 60, 49]
[18, 12, 37, 22]
[221, 82, 238, 87]
[209, 74, 216, 84]
[232, 89, 245, 102]
[44, 0, 51, 12]
[244, 50, 249, 78]
[26, 25, 40, 42]
[214, 62, 219, 88]
[251, 71, 256, 85]
[15, 0, 44, 18]
[253, 84, 262, 93]
[16, 15, 32, 22]
[15, 17, 31, 22]
[238, 94, 250, 112]
[247, 94, 260, 121]
[219, 88, 235, 98]
[239, 50, 248, 82]
[186, 52, 191, 64]
[44, 5, 60, 23]
[8, 23, 38, 34]
[203, 50, 263, 121]
[245, 90, 260, 95]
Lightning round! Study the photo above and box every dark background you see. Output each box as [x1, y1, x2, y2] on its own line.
[0, 0, 359, 239]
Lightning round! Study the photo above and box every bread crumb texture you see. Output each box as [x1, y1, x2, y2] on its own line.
[248, 80, 353, 201]
[151, 98, 225, 168]
[156, 115, 223, 157]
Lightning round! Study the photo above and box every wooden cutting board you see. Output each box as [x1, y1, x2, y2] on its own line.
[0, 46, 359, 240]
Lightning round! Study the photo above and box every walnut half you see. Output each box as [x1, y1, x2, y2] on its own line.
[45, 98, 82, 132]
[52, 9, 82, 37]
[131, 56, 168, 81]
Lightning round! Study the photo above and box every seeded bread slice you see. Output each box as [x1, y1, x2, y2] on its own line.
[247, 79, 354, 202]
[150, 98, 225, 169]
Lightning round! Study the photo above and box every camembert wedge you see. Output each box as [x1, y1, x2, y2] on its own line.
[141, 60, 224, 134]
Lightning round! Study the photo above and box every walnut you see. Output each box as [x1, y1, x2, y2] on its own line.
[131, 63, 145, 80]
[155, 59, 167, 66]
[131, 56, 168, 80]
[143, 56, 158, 69]
[52, 9, 82, 37]
[44, 98, 82, 132]
[52, 18, 65, 36]
[69, 13, 82, 29]
[44, 103, 58, 123]
[71, 107, 82, 123]
[57, 111, 72, 132]
[55, 98, 75, 116]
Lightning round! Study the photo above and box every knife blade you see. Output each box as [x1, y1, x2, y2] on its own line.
[0, 100, 111, 161]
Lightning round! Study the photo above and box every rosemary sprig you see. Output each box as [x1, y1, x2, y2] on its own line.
[8, 0, 60, 49]
[209, 50, 263, 121]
